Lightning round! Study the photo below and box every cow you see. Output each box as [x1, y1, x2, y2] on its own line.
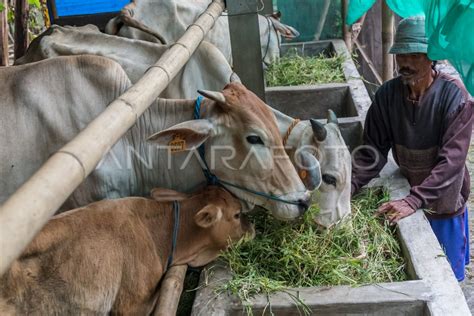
[0, 186, 254, 315]
[16, 24, 236, 99]
[104, 0, 300, 66]
[1, 55, 311, 220]
[16, 25, 322, 191]
[274, 109, 352, 228]
[17, 25, 350, 226]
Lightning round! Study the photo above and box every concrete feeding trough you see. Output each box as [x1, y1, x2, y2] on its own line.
[265, 39, 371, 151]
[191, 160, 470, 315]
[190, 40, 470, 315]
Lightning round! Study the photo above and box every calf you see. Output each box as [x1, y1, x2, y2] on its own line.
[0, 186, 253, 315]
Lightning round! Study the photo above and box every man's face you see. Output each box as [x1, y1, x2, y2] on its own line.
[395, 53, 432, 86]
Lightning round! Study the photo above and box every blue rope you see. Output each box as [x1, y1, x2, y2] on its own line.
[166, 200, 180, 269]
[193, 97, 302, 206]
[193, 95, 203, 121]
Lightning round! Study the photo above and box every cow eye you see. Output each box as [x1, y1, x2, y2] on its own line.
[234, 212, 241, 220]
[322, 174, 337, 187]
[246, 135, 264, 145]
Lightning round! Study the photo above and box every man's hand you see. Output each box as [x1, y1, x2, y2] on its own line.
[376, 199, 415, 225]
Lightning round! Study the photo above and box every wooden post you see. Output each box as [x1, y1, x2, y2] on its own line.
[153, 265, 187, 316]
[228, 0, 266, 101]
[262, 0, 273, 15]
[0, 0, 225, 277]
[341, 0, 352, 51]
[314, 0, 330, 41]
[382, 0, 394, 81]
[14, 0, 28, 60]
[0, 0, 8, 66]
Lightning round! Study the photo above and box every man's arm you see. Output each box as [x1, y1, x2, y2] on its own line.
[351, 97, 391, 194]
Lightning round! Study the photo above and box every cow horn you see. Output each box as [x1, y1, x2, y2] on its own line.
[310, 119, 327, 142]
[197, 89, 226, 105]
[327, 110, 338, 125]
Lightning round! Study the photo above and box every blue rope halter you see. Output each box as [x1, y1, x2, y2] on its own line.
[194, 96, 303, 207]
[166, 200, 180, 269]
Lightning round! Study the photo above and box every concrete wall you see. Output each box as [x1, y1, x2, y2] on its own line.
[265, 39, 371, 152]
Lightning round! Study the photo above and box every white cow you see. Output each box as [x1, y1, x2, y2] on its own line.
[18, 25, 350, 227]
[17, 25, 235, 99]
[105, 0, 300, 66]
[274, 110, 352, 227]
[1, 56, 311, 220]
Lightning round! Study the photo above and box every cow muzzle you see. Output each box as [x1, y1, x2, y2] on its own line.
[267, 190, 311, 221]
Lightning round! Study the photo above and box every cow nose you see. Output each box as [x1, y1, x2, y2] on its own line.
[298, 196, 311, 215]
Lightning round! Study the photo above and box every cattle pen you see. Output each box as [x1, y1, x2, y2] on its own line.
[1, 0, 473, 315]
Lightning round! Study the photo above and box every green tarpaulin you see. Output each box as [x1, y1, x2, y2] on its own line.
[347, 0, 474, 95]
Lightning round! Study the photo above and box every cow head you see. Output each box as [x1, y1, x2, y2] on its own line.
[148, 83, 311, 220]
[151, 186, 254, 267]
[309, 112, 352, 228]
[259, 12, 300, 67]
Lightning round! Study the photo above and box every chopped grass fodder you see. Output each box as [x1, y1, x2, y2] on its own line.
[219, 188, 407, 313]
[266, 53, 346, 87]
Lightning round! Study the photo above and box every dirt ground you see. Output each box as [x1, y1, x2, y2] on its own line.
[460, 129, 474, 311]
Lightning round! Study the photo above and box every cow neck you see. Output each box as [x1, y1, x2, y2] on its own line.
[272, 109, 310, 151]
[163, 196, 219, 267]
[262, 15, 280, 67]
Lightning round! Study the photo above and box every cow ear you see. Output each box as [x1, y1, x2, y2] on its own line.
[147, 119, 213, 150]
[194, 205, 222, 228]
[150, 188, 189, 202]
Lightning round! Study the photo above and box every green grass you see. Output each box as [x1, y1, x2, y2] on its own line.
[265, 53, 346, 87]
[218, 188, 407, 313]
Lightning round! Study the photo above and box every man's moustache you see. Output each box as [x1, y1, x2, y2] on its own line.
[399, 68, 416, 75]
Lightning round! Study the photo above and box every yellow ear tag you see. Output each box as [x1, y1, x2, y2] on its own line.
[169, 134, 186, 153]
[299, 169, 308, 180]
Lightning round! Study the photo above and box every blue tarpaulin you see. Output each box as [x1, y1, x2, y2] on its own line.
[53, 0, 130, 17]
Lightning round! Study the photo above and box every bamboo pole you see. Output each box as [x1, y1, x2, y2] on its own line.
[382, 0, 394, 81]
[14, 0, 28, 60]
[0, 0, 225, 277]
[314, 0, 330, 41]
[0, 0, 8, 66]
[153, 265, 188, 315]
[341, 0, 352, 51]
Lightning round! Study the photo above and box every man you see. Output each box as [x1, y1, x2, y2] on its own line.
[351, 16, 473, 281]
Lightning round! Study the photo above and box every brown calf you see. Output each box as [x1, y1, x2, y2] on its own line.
[0, 186, 252, 315]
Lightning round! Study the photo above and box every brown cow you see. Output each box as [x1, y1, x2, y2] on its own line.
[0, 186, 253, 315]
